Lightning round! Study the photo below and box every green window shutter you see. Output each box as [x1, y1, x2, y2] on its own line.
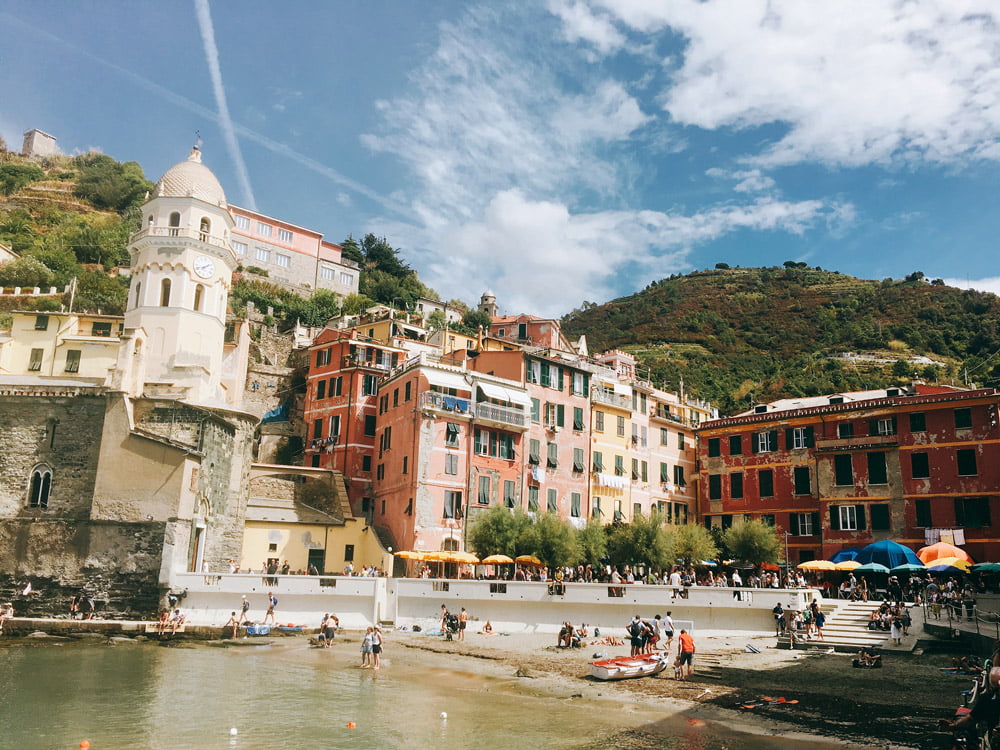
[557, 404, 565, 427]
[855, 504, 866, 531]
[557, 367, 564, 391]
[789, 513, 800, 535]
[531, 398, 540, 422]
[573, 407, 584, 431]
[785, 428, 794, 450]
[583, 374, 590, 396]
[811, 512, 820, 535]
[805, 426, 815, 447]
[593, 451, 603, 472]
[830, 506, 840, 530]
[660, 462, 669, 482]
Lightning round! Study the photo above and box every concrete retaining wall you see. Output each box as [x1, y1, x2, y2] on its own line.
[165, 573, 818, 634]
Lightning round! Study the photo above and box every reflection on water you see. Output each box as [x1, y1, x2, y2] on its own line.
[0, 642, 832, 749]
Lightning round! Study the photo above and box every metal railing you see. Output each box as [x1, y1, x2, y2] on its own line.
[130, 226, 230, 250]
[475, 401, 527, 428]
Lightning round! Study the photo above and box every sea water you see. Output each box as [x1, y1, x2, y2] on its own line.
[0, 641, 831, 749]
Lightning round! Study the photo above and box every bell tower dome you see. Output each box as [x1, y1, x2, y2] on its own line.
[122, 146, 238, 405]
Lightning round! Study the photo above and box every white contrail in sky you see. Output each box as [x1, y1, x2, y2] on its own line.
[193, 0, 256, 210]
[1, 11, 416, 220]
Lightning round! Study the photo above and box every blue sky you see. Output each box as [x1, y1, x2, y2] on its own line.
[3, 1, 1000, 317]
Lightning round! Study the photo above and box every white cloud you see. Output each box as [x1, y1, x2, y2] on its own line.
[547, 0, 626, 56]
[362, 5, 854, 315]
[382, 190, 848, 317]
[575, 0, 1000, 168]
[940, 276, 1000, 296]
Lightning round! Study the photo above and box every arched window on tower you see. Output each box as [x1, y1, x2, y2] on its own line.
[28, 465, 52, 508]
[193, 284, 204, 312]
[199, 217, 211, 241]
[169, 212, 181, 236]
[160, 278, 172, 307]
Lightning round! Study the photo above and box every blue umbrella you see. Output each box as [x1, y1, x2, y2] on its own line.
[854, 540, 921, 569]
[829, 547, 863, 564]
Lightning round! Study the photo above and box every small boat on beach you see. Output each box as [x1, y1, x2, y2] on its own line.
[589, 653, 668, 681]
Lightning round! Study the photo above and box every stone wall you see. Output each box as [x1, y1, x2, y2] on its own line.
[0, 392, 106, 520]
[0, 519, 165, 618]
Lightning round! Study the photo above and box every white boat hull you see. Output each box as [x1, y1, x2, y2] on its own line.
[589, 654, 668, 680]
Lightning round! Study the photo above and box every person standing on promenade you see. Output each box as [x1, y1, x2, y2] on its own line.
[677, 629, 696, 680]
[772, 602, 784, 635]
[458, 607, 468, 641]
[264, 592, 277, 625]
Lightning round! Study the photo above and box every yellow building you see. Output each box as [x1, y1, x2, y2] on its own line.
[0, 310, 123, 380]
[590, 376, 634, 523]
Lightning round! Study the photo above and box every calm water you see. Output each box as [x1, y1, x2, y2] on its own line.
[0, 641, 836, 749]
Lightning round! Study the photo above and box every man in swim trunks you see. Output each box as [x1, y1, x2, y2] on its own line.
[458, 607, 468, 641]
[677, 629, 696, 680]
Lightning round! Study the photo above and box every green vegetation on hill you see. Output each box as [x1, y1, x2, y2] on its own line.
[0, 150, 150, 313]
[562, 265, 1000, 414]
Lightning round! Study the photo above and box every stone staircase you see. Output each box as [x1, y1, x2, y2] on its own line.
[778, 600, 896, 652]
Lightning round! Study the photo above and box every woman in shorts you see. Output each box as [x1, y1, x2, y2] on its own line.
[371, 626, 383, 670]
[361, 626, 374, 667]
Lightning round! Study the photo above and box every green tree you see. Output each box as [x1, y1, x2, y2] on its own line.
[891, 358, 912, 379]
[72, 271, 129, 314]
[524, 512, 579, 568]
[467, 506, 532, 558]
[668, 524, 718, 566]
[0, 256, 55, 287]
[575, 519, 608, 568]
[341, 292, 373, 315]
[606, 513, 673, 570]
[0, 163, 45, 196]
[73, 154, 153, 213]
[722, 519, 782, 567]
[426, 309, 447, 329]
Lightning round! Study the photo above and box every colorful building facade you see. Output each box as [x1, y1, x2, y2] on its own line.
[697, 385, 1000, 563]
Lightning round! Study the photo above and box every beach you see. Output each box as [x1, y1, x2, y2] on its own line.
[390, 626, 970, 749]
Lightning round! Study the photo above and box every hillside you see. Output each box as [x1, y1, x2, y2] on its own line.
[562, 266, 1000, 414]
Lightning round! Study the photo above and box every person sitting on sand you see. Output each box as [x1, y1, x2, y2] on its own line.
[951, 655, 983, 674]
[855, 645, 882, 668]
[557, 621, 575, 648]
[481, 621, 493, 634]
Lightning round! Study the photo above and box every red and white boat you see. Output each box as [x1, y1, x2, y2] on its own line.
[589, 653, 669, 681]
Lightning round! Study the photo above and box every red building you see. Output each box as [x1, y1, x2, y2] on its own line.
[697, 385, 1000, 563]
[303, 329, 405, 517]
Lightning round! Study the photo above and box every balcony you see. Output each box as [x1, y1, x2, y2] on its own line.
[130, 225, 229, 250]
[815, 434, 898, 451]
[421, 391, 471, 416]
[591, 387, 631, 410]
[650, 406, 687, 426]
[474, 401, 528, 431]
[340, 355, 392, 372]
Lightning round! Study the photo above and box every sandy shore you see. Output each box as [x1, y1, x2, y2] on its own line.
[385, 627, 971, 750]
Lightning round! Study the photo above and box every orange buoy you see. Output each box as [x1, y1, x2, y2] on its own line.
[346, 722, 356, 729]
[80, 743, 91, 749]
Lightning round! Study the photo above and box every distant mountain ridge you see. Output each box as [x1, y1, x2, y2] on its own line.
[561, 266, 1000, 415]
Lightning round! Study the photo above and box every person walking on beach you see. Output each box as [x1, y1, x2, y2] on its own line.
[224, 611, 240, 639]
[264, 592, 277, 625]
[677, 629, 696, 680]
[458, 607, 468, 641]
[239, 595, 250, 625]
[663, 612, 675, 650]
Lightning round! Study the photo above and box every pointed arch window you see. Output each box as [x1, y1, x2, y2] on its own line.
[29, 465, 52, 508]
[160, 278, 172, 307]
[193, 284, 204, 312]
